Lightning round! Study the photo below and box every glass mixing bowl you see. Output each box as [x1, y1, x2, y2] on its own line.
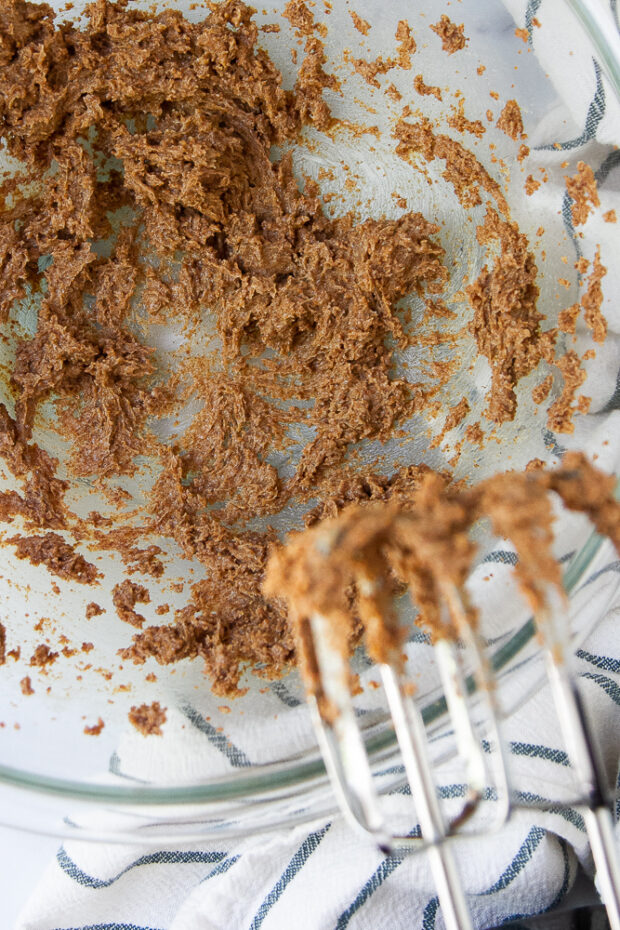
[0, 0, 619, 842]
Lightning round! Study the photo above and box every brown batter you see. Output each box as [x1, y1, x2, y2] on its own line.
[351, 20, 416, 88]
[0, 0, 468, 694]
[467, 208, 552, 423]
[525, 175, 541, 196]
[414, 74, 442, 101]
[350, 12, 370, 36]
[7, 532, 99, 583]
[85, 602, 104, 619]
[29, 643, 58, 668]
[430, 15, 468, 54]
[84, 717, 105, 735]
[112, 580, 150, 629]
[395, 104, 558, 426]
[0, 0, 611, 697]
[566, 161, 600, 226]
[547, 351, 588, 434]
[447, 102, 486, 138]
[532, 374, 553, 405]
[129, 700, 167, 736]
[581, 247, 607, 344]
[496, 100, 524, 141]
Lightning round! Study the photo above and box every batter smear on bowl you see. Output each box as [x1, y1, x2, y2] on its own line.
[0, 0, 610, 698]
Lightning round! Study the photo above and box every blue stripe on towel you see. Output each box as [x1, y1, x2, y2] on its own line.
[421, 896, 440, 929]
[510, 742, 570, 766]
[576, 649, 620, 675]
[497, 838, 572, 926]
[524, 0, 543, 45]
[479, 826, 546, 895]
[269, 680, 302, 707]
[249, 825, 331, 930]
[181, 703, 252, 767]
[440, 783, 498, 802]
[333, 853, 407, 930]
[581, 671, 620, 706]
[408, 629, 433, 645]
[108, 751, 148, 783]
[561, 185, 583, 267]
[333, 820, 427, 930]
[483, 550, 518, 566]
[52, 924, 164, 930]
[200, 855, 240, 884]
[57, 848, 226, 889]
[392, 780, 498, 804]
[391, 782, 586, 833]
[542, 428, 566, 458]
[582, 561, 620, 587]
[595, 148, 620, 186]
[601, 368, 620, 414]
[536, 59, 605, 151]
[515, 792, 586, 833]
[545, 837, 572, 911]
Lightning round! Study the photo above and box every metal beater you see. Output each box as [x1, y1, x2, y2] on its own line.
[265, 471, 620, 930]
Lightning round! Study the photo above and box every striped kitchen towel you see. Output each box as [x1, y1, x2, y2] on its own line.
[14, 605, 620, 930]
[15, 0, 620, 928]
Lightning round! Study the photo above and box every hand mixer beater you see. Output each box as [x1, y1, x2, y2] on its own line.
[265, 452, 620, 930]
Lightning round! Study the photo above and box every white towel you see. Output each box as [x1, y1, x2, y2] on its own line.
[15, 1, 620, 928]
[14, 606, 620, 930]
